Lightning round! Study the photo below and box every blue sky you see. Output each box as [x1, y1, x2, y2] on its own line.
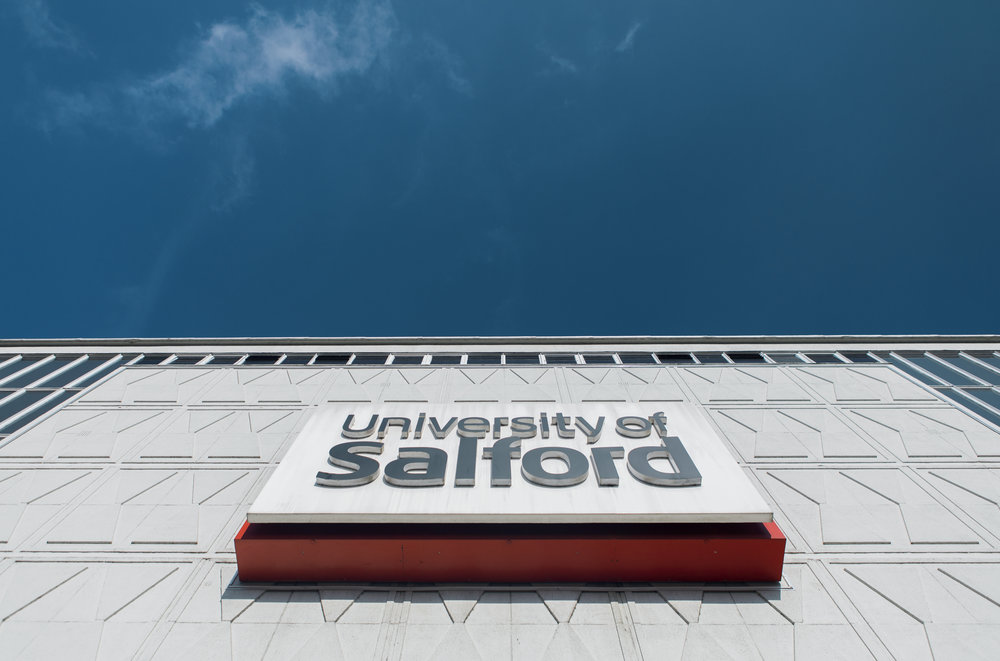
[2, 1, 998, 338]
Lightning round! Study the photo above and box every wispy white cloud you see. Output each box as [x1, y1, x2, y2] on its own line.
[423, 36, 472, 95]
[43, 1, 396, 132]
[534, 43, 578, 77]
[550, 55, 577, 74]
[615, 21, 643, 53]
[546, 54, 578, 75]
[16, 0, 88, 53]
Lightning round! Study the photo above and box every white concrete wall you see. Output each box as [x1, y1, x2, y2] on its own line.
[0, 343, 999, 659]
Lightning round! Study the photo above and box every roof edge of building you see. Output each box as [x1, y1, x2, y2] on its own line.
[0, 334, 998, 348]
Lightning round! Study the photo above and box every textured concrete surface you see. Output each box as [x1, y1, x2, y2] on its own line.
[1, 358, 999, 659]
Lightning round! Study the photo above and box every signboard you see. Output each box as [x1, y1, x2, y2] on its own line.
[248, 403, 772, 524]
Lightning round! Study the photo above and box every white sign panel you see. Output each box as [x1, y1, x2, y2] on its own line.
[248, 403, 772, 524]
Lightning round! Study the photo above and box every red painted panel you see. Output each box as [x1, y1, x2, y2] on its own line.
[235, 521, 786, 583]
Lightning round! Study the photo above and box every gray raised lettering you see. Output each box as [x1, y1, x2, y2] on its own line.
[521, 447, 590, 487]
[316, 441, 384, 487]
[590, 446, 624, 486]
[455, 437, 478, 486]
[378, 416, 411, 439]
[342, 414, 378, 439]
[383, 447, 448, 487]
[458, 417, 490, 439]
[576, 416, 605, 444]
[484, 436, 522, 486]
[428, 416, 458, 439]
[616, 416, 651, 438]
[510, 416, 538, 438]
[554, 413, 575, 439]
[492, 416, 510, 439]
[650, 411, 669, 438]
[627, 436, 701, 486]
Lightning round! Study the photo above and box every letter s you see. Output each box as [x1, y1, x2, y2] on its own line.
[316, 441, 384, 487]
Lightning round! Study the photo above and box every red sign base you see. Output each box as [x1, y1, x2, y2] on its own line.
[234, 521, 786, 583]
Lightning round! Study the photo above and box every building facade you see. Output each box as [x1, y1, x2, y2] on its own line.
[0, 336, 999, 659]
